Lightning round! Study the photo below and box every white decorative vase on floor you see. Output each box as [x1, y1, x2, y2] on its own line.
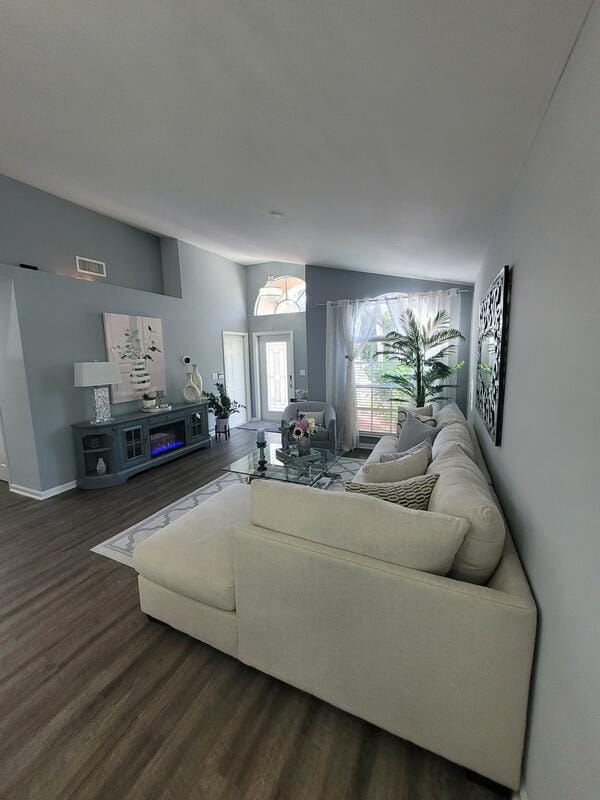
[129, 359, 151, 394]
[191, 365, 203, 395]
[182, 371, 202, 403]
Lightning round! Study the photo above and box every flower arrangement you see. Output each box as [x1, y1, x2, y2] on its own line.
[284, 415, 316, 441]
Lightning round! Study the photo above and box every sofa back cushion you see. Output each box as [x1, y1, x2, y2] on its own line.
[434, 402, 466, 428]
[427, 447, 505, 584]
[432, 421, 476, 462]
[251, 480, 469, 576]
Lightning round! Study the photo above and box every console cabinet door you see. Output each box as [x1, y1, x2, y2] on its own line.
[187, 406, 208, 442]
[120, 422, 149, 467]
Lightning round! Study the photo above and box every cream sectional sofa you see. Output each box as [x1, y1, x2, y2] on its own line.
[133, 404, 536, 790]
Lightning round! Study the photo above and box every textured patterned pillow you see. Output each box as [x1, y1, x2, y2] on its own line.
[379, 439, 433, 464]
[344, 473, 439, 510]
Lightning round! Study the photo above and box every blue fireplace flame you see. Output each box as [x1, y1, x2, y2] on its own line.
[151, 440, 184, 456]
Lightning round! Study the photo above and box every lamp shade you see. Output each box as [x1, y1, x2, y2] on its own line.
[74, 361, 122, 387]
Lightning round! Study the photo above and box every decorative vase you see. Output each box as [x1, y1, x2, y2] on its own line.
[129, 359, 151, 393]
[96, 456, 107, 476]
[142, 397, 157, 410]
[182, 371, 202, 403]
[297, 436, 311, 456]
[191, 365, 203, 395]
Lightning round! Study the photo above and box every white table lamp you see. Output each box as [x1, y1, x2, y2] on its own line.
[74, 361, 122, 424]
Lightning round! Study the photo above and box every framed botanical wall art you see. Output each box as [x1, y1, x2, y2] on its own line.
[103, 313, 166, 403]
[476, 265, 511, 445]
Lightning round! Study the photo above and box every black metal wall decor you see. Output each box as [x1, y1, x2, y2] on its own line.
[476, 265, 511, 445]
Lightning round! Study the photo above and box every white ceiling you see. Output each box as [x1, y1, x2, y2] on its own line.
[0, 1, 591, 281]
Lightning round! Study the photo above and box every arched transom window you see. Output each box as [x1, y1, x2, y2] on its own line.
[254, 275, 306, 316]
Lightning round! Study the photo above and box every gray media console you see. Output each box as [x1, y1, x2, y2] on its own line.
[72, 401, 211, 489]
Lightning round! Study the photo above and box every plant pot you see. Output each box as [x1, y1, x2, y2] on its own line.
[215, 418, 229, 433]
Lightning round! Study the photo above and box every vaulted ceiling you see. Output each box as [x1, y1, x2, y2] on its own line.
[0, 1, 591, 281]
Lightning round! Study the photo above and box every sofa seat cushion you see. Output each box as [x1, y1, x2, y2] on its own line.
[427, 448, 505, 584]
[133, 483, 251, 611]
[251, 479, 468, 576]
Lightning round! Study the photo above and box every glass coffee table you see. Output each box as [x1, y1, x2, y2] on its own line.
[223, 442, 344, 488]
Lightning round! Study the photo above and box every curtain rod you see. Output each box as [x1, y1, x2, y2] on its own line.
[315, 287, 472, 308]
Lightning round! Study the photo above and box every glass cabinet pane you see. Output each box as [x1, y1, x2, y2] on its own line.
[123, 427, 143, 461]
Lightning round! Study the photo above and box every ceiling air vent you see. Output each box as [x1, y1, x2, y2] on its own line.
[76, 256, 107, 278]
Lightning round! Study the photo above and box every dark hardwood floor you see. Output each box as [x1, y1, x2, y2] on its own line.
[0, 430, 508, 800]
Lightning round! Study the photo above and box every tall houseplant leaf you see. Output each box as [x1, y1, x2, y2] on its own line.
[382, 310, 465, 407]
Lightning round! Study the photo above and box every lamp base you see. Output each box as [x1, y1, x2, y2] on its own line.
[90, 386, 113, 424]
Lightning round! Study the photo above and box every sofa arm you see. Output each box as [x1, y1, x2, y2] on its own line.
[233, 521, 536, 790]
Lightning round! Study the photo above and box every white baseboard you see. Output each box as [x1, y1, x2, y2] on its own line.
[10, 480, 77, 501]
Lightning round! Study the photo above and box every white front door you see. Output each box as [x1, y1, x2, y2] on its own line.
[0, 416, 8, 482]
[257, 333, 294, 421]
[223, 332, 249, 428]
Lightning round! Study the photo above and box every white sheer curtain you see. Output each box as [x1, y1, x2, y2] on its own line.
[326, 299, 378, 451]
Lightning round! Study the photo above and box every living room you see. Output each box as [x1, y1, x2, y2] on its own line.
[1, 2, 598, 799]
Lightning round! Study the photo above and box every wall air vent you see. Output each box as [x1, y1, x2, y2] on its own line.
[76, 256, 107, 278]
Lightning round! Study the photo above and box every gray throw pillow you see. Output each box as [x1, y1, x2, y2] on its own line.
[396, 414, 440, 452]
[344, 473, 439, 510]
[379, 439, 433, 464]
[297, 409, 325, 426]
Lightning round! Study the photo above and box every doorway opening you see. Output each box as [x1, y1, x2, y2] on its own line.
[222, 331, 250, 430]
[253, 331, 295, 422]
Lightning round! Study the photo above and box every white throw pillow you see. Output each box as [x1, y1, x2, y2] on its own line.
[345, 473, 439, 511]
[251, 479, 468, 576]
[427, 448, 505, 584]
[379, 439, 433, 464]
[363, 446, 428, 482]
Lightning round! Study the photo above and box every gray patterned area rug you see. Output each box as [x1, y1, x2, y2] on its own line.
[91, 456, 365, 568]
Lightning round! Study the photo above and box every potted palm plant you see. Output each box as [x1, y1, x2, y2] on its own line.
[203, 382, 245, 437]
[383, 310, 465, 407]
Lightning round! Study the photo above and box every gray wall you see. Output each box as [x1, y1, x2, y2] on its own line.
[245, 262, 307, 418]
[306, 264, 473, 412]
[0, 243, 246, 491]
[468, 5, 600, 799]
[0, 175, 164, 294]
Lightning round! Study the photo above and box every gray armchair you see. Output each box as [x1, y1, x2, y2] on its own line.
[281, 401, 337, 451]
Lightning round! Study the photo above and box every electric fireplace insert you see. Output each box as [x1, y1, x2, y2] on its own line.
[148, 419, 186, 458]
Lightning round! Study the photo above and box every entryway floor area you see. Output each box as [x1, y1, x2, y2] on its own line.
[0, 428, 509, 799]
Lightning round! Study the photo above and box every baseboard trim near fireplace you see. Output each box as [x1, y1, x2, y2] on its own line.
[10, 480, 77, 501]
